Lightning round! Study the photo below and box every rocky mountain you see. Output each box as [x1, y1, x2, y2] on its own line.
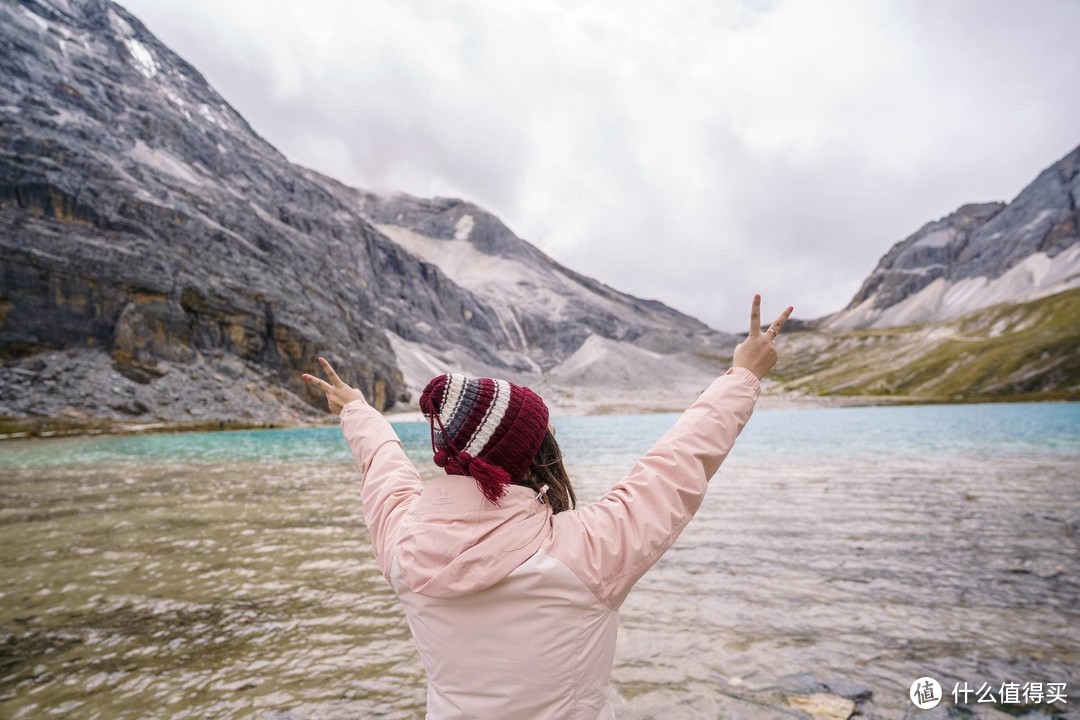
[302, 171, 732, 402]
[824, 145, 1080, 329]
[0, 0, 732, 431]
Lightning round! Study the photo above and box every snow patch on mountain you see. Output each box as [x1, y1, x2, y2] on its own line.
[454, 214, 474, 241]
[829, 245, 1080, 328]
[20, 4, 49, 32]
[124, 38, 157, 79]
[912, 229, 953, 249]
[126, 140, 204, 186]
[374, 222, 572, 321]
[548, 334, 714, 390]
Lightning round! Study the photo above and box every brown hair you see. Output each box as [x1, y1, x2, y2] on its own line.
[513, 428, 576, 514]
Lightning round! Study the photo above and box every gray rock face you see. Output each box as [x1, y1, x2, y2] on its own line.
[0, 0, 421, 412]
[827, 145, 1080, 329]
[359, 192, 535, 263]
[309, 170, 731, 380]
[0, 0, 730, 424]
[846, 202, 1006, 311]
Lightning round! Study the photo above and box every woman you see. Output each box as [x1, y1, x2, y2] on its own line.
[302, 294, 792, 719]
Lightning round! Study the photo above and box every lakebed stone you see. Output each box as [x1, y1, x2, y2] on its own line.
[785, 693, 856, 720]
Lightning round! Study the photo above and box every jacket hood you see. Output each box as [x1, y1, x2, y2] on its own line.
[396, 476, 553, 598]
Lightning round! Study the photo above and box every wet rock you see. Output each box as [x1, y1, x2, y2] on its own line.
[778, 672, 830, 694]
[823, 679, 873, 702]
[785, 693, 855, 720]
[777, 673, 872, 702]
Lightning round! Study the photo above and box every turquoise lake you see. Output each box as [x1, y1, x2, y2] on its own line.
[1, 401, 1078, 718]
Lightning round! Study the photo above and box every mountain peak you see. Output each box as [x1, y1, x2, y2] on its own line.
[824, 143, 1080, 329]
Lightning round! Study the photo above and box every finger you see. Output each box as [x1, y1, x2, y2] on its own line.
[319, 357, 344, 387]
[301, 373, 333, 393]
[767, 306, 794, 335]
[750, 294, 761, 335]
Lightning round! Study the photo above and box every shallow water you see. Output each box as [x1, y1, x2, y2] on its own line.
[1, 402, 1077, 718]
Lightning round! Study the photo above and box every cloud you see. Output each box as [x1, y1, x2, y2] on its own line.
[123, 0, 1080, 331]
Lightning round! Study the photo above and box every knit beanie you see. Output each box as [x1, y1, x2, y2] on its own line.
[418, 373, 550, 505]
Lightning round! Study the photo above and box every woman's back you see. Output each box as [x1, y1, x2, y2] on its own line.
[391, 480, 618, 718]
[301, 294, 792, 718]
[342, 368, 762, 718]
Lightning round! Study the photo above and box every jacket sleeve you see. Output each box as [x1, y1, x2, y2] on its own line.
[339, 398, 423, 580]
[547, 367, 760, 610]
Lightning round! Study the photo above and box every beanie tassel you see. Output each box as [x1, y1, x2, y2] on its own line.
[430, 410, 510, 505]
[467, 455, 511, 505]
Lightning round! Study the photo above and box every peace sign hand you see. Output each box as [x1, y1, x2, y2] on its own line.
[301, 357, 366, 415]
[732, 294, 793, 381]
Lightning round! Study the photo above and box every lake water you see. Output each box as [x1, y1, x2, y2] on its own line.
[1, 402, 1078, 719]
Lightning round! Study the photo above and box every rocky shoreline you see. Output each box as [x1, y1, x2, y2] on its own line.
[0, 347, 323, 440]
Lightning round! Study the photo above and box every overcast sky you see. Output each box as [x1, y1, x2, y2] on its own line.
[122, 0, 1080, 332]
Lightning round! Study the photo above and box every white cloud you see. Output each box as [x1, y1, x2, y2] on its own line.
[123, 0, 1080, 331]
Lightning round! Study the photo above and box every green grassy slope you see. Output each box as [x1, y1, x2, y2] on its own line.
[773, 286, 1080, 402]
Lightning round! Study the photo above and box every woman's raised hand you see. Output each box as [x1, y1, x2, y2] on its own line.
[301, 357, 366, 416]
[731, 294, 793, 381]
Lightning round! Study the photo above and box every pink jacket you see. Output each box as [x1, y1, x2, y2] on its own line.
[340, 367, 761, 719]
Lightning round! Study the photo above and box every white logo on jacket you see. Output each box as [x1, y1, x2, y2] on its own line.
[433, 487, 453, 506]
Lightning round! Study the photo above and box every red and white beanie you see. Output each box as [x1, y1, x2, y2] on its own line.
[418, 373, 550, 505]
